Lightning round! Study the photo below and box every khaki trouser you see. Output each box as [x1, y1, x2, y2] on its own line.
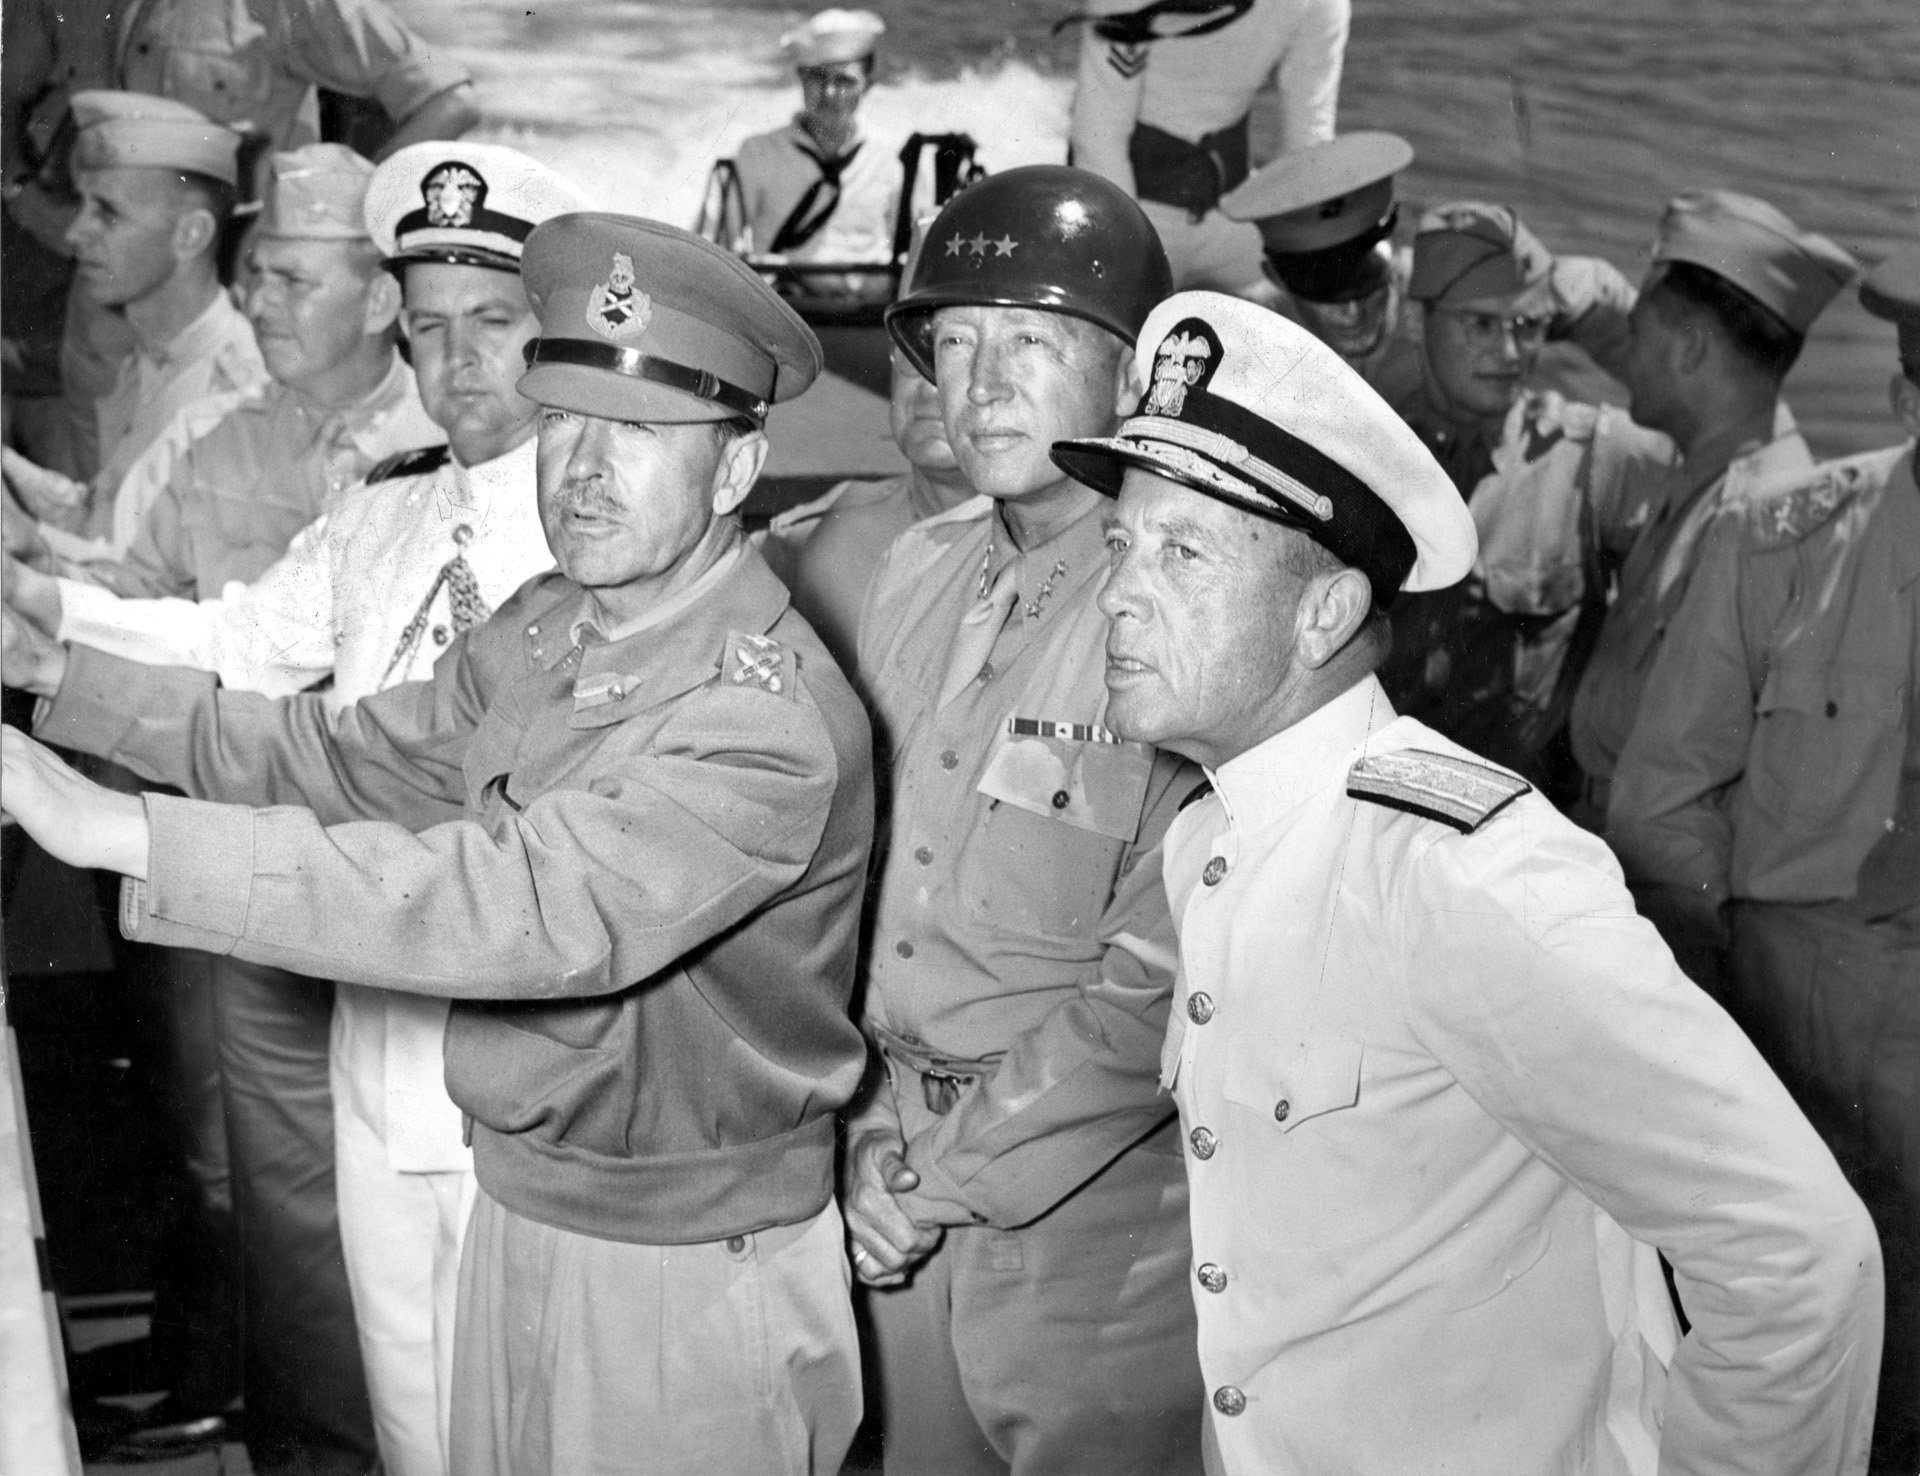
[864, 1123, 1204, 1476]
[1730, 902, 1919, 1473]
[451, 1191, 860, 1476]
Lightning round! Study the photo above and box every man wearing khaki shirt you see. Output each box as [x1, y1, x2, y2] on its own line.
[844, 165, 1205, 1474]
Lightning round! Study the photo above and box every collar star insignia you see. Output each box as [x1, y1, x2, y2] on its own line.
[993, 234, 1017, 257]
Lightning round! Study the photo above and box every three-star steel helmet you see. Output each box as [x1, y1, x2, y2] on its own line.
[885, 165, 1173, 381]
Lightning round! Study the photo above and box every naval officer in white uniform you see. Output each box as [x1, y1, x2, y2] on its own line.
[4, 139, 594, 1476]
[1052, 290, 1884, 1475]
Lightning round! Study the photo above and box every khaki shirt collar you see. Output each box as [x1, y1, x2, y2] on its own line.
[546, 538, 793, 717]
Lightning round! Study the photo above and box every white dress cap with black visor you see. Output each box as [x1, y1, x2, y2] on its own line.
[366, 141, 597, 274]
[1052, 290, 1476, 608]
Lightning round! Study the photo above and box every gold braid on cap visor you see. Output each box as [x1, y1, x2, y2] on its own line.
[525, 338, 771, 422]
[1117, 415, 1335, 522]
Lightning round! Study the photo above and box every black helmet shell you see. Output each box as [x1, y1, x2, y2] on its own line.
[885, 165, 1173, 381]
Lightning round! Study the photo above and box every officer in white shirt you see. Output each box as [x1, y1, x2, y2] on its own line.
[1052, 290, 1884, 1475]
[4, 140, 593, 1476]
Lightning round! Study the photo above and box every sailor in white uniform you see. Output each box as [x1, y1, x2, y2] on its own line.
[4, 140, 594, 1476]
[1051, 290, 1884, 1475]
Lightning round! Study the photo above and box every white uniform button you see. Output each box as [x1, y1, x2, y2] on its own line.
[1202, 855, 1228, 886]
[1213, 1386, 1246, 1417]
[914, 846, 934, 866]
[1186, 992, 1214, 1025]
[940, 750, 959, 771]
[1196, 1262, 1227, 1294]
[1189, 1126, 1217, 1160]
[432, 624, 449, 646]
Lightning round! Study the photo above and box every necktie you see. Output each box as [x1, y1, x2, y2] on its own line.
[937, 556, 1020, 708]
[383, 525, 492, 683]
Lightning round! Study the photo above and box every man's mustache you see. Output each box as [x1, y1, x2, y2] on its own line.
[552, 479, 623, 517]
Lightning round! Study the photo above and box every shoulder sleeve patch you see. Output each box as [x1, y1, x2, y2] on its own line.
[366, 443, 451, 484]
[1747, 457, 1867, 550]
[722, 631, 797, 700]
[1347, 749, 1531, 833]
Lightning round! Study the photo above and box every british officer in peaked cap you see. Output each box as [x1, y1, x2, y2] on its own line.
[0, 212, 876, 1475]
[1062, 289, 1882, 1476]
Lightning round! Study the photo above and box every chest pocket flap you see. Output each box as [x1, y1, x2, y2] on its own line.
[975, 733, 1154, 842]
[1224, 1034, 1363, 1133]
[1757, 660, 1905, 724]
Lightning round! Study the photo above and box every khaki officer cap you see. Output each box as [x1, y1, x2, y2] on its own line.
[1861, 244, 1920, 367]
[782, 8, 886, 66]
[519, 213, 822, 425]
[1652, 190, 1857, 334]
[1407, 201, 1554, 307]
[259, 144, 377, 240]
[367, 141, 595, 272]
[1054, 290, 1476, 608]
[70, 90, 241, 188]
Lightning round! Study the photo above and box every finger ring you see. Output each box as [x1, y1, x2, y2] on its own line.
[851, 1245, 871, 1264]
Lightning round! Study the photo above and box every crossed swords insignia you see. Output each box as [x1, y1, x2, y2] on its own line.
[732, 634, 785, 694]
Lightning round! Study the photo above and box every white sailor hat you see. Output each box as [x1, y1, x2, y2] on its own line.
[366, 141, 595, 273]
[1052, 291, 1475, 606]
[781, 8, 886, 66]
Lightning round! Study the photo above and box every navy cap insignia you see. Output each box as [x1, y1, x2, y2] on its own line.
[1143, 318, 1221, 418]
[1347, 748, 1530, 833]
[587, 252, 652, 341]
[422, 162, 484, 229]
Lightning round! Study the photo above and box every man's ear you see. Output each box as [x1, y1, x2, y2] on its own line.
[362, 269, 404, 337]
[1295, 566, 1374, 670]
[1673, 313, 1712, 379]
[171, 208, 217, 264]
[1889, 370, 1920, 439]
[711, 428, 769, 517]
[1112, 343, 1144, 419]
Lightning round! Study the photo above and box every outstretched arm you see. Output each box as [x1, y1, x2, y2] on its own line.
[0, 726, 147, 878]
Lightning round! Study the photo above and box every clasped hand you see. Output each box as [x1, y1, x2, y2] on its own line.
[842, 1129, 943, 1287]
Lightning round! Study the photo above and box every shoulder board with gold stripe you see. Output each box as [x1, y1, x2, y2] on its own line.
[1347, 749, 1530, 833]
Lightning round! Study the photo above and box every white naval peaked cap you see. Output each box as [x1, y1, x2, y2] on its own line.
[1052, 291, 1477, 605]
[781, 8, 886, 66]
[365, 141, 596, 272]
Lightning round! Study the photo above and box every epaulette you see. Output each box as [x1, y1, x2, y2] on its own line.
[1746, 453, 1882, 550]
[1178, 779, 1214, 812]
[1347, 749, 1530, 834]
[721, 630, 797, 700]
[365, 443, 451, 484]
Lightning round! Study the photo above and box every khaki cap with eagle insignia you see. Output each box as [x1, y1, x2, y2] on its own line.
[518, 213, 822, 425]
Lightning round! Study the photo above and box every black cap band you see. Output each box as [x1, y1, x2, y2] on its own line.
[395, 203, 534, 247]
[523, 338, 771, 421]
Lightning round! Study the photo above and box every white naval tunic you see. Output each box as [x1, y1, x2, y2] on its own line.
[1161, 676, 1881, 1476]
[55, 434, 553, 1476]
